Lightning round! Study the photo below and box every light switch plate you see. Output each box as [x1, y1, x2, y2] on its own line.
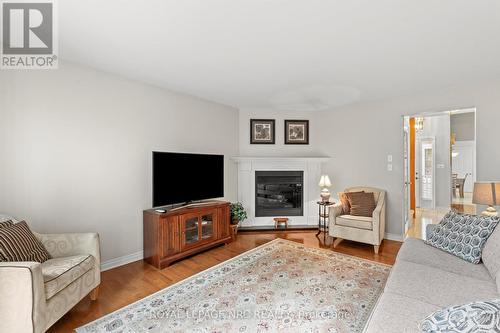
[387, 155, 393, 162]
[387, 164, 393, 171]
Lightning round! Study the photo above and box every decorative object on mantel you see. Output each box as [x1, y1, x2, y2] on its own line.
[230, 202, 247, 240]
[318, 174, 332, 202]
[250, 119, 275, 144]
[76, 239, 391, 333]
[284, 119, 309, 144]
[473, 182, 500, 216]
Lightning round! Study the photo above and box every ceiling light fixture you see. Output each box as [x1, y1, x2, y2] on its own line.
[415, 117, 424, 132]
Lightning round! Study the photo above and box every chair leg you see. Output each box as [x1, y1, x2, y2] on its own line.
[374, 245, 380, 254]
[333, 238, 343, 248]
[89, 286, 99, 301]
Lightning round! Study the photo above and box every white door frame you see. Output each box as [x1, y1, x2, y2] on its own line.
[403, 120, 411, 234]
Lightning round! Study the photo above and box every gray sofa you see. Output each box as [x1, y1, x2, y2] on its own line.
[364, 224, 500, 332]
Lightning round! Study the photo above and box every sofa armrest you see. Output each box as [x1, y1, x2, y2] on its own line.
[372, 192, 386, 244]
[0, 262, 47, 333]
[329, 203, 344, 227]
[35, 232, 100, 261]
[372, 200, 384, 219]
[35, 232, 101, 284]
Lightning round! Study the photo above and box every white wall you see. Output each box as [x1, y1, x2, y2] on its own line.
[0, 62, 239, 264]
[451, 112, 475, 141]
[240, 81, 500, 238]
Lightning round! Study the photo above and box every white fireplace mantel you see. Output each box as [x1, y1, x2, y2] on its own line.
[231, 156, 331, 227]
[231, 156, 331, 163]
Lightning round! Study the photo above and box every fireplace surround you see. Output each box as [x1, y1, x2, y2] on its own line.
[232, 157, 330, 228]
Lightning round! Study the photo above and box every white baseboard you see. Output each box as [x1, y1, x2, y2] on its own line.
[101, 250, 144, 272]
[384, 233, 404, 242]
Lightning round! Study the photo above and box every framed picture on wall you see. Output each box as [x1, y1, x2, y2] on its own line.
[250, 119, 275, 144]
[285, 120, 309, 144]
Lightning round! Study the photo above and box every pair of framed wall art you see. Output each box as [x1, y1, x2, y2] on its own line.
[250, 119, 309, 145]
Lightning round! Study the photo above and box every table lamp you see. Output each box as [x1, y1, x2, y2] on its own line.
[318, 175, 332, 202]
[472, 182, 500, 217]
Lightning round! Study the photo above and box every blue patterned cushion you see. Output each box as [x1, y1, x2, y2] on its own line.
[420, 300, 500, 332]
[425, 211, 500, 264]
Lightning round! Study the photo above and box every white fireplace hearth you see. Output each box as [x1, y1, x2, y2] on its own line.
[231, 157, 330, 228]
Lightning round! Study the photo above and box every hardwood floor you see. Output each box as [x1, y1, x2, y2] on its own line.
[406, 205, 478, 240]
[48, 230, 402, 332]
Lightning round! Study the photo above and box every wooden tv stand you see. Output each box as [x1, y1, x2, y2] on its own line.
[143, 201, 232, 269]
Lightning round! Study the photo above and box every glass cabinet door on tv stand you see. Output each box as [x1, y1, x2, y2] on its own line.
[181, 210, 215, 249]
[183, 216, 199, 245]
[200, 213, 214, 240]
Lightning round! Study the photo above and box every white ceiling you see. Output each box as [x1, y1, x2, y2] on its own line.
[60, 0, 500, 110]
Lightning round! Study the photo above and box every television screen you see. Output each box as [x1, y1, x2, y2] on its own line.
[152, 152, 224, 207]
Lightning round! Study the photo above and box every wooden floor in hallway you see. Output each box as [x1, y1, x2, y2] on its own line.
[406, 204, 477, 240]
[48, 230, 402, 332]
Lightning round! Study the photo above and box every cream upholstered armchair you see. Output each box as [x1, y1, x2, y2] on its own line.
[0, 215, 101, 333]
[329, 187, 386, 253]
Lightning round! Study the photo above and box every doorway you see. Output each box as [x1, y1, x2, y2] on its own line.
[418, 138, 436, 209]
[403, 108, 476, 240]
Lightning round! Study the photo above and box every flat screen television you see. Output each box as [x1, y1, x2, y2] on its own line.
[152, 151, 224, 207]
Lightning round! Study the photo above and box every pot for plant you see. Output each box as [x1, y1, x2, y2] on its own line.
[230, 223, 239, 241]
[230, 202, 247, 242]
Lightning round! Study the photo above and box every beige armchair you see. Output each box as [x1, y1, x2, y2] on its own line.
[329, 187, 386, 253]
[0, 215, 101, 333]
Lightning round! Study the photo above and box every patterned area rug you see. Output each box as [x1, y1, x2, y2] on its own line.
[76, 239, 391, 333]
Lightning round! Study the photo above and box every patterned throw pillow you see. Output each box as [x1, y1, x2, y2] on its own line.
[420, 299, 500, 332]
[0, 221, 50, 263]
[425, 211, 500, 264]
[0, 220, 13, 229]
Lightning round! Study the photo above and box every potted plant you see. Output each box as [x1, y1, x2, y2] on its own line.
[230, 202, 247, 225]
[230, 202, 247, 240]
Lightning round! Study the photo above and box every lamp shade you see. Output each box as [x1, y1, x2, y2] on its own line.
[318, 175, 332, 188]
[472, 182, 498, 206]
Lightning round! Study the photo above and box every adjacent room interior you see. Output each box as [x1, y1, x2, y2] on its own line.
[404, 109, 477, 240]
[1, 2, 500, 333]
